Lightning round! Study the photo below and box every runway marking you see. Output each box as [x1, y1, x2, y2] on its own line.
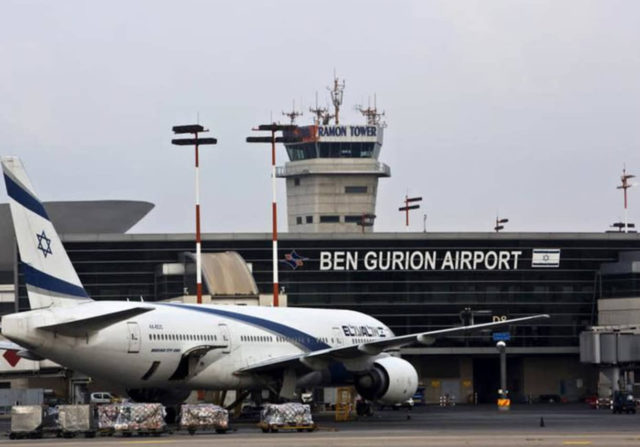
[121, 442, 174, 445]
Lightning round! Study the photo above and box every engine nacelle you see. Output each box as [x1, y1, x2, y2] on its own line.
[354, 357, 418, 405]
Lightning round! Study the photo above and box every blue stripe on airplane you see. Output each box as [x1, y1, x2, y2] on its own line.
[161, 303, 331, 352]
[22, 263, 89, 299]
[3, 174, 49, 220]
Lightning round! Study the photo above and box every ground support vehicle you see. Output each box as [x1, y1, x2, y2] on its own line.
[179, 404, 229, 435]
[57, 405, 96, 438]
[97, 403, 167, 436]
[259, 403, 316, 433]
[8, 405, 58, 439]
[612, 392, 637, 414]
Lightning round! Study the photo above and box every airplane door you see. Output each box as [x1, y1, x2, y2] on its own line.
[332, 327, 345, 347]
[127, 322, 141, 353]
[218, 323, 231, 354]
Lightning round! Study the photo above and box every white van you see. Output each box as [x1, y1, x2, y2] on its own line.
[90, 392, 115, 404]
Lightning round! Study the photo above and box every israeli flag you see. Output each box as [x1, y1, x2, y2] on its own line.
[531, 249, 561, 268]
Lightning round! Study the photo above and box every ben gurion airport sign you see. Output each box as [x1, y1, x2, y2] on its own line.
[315, 249, 561, 271]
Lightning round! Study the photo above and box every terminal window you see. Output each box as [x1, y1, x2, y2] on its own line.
[320, 215, 340, 223]
[345, 186, 367, 194]
[345, 215, 362, 223]
[296, 217, 302, 225]
[294, 178, 300, 186]
[306, 216, 313, 223]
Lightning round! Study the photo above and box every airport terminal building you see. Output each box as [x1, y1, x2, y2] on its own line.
[4, 227, 640, 403]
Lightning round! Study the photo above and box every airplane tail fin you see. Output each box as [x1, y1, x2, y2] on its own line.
[1, 157, 91, 309]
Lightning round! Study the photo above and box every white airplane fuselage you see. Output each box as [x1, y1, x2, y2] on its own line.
[2, 300, 392, 391]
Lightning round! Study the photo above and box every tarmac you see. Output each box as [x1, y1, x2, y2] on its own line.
[1, 404, 639, 446]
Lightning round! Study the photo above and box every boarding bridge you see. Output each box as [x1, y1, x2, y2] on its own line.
[580, 326, 640, 395]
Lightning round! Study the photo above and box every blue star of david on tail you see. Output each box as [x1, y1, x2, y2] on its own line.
[36, 230, 52, 258]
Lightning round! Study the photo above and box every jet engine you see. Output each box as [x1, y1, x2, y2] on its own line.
[354, 357, 418, 405]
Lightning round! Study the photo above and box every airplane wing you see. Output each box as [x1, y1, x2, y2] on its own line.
[237, 314, 548, 374]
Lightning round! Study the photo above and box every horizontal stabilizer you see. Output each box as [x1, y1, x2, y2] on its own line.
[38, 307, 154, 337]
[0, 340, 23, 351]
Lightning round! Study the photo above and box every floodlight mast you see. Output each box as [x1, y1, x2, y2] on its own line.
[171, 124, 217, 304]
[617, 166, 635, 233]
[398, 195, 422, 227]
[246, 124, 299, 307]
[494, 216, 509, 232]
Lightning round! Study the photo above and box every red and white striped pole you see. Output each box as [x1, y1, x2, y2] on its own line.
[171, 124, 216, 306]
[270, 129, 279, 307]
[195, 133, 203, 304]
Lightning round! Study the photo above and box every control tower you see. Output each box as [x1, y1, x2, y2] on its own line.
[276, 77, 391, 233]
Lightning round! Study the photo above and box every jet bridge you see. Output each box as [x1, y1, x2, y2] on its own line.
[580, 326, 640, 395]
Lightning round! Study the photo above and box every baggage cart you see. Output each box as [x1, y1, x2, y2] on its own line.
[9, 405, 60, 439]
[179, 403, 229, 435]
[58, 405, 96, 438]
[259, 403, 316, 433]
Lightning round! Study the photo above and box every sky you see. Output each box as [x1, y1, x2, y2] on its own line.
[1, 0, 639, 234]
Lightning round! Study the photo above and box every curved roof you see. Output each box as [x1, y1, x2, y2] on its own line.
[0, 200, 154, 272]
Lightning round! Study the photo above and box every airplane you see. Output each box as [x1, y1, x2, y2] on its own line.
[0, 156, 548, 407]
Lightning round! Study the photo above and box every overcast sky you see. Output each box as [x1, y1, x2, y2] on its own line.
[1, 0, 639, 234]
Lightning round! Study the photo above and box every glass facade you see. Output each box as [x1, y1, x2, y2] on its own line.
[285, 142, 376, 160]
[14, 233, 640, 352]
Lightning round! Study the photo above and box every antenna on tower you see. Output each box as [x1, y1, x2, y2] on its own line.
[356, 93, 386, 126]
[282, 99, 303, 125]
[309, 91, 329, 126]
[327, 72, 345, 125]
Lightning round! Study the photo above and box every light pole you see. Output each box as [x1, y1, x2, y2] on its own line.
[399, 195, 422, 227]
[171, 124, 217, 304]
[496, 340, 509, 411]
[356, 214, 376, 233]
[494, 217, 509, 232]
[617, 167, 635, 233]
[246, 124, 299, 307]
